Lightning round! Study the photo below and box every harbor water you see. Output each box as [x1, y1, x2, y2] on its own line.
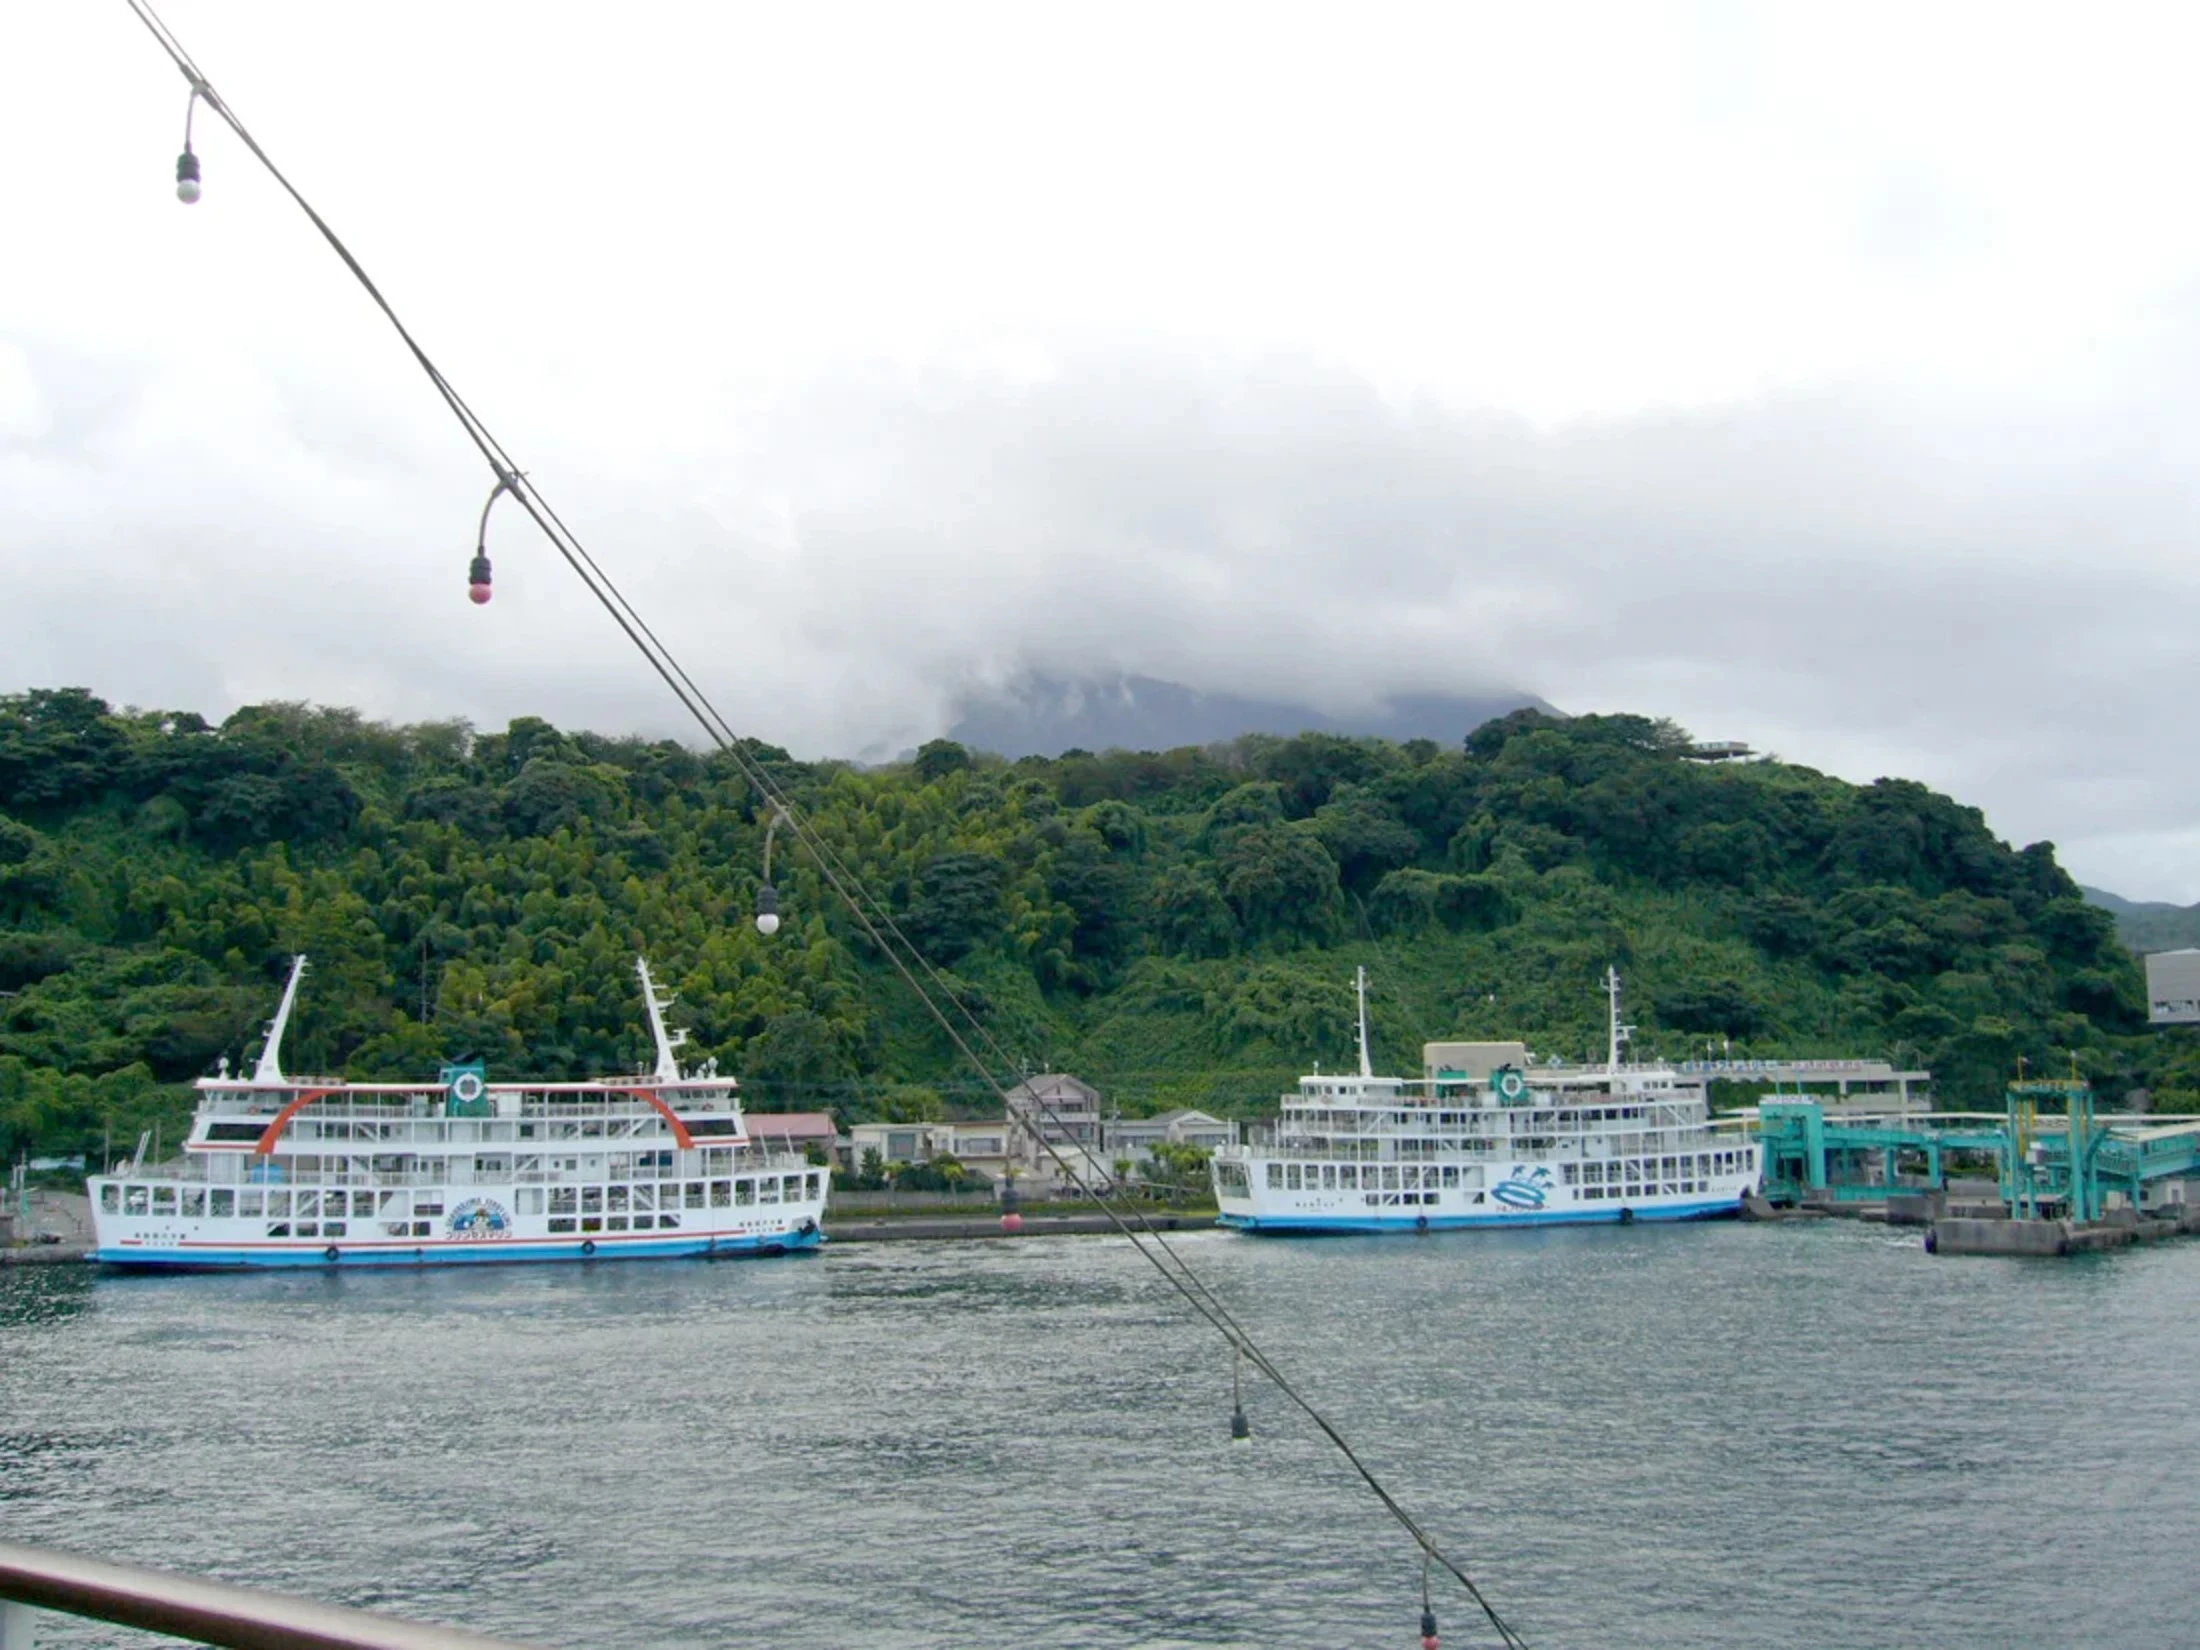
[4, 1220, 2198, 1648]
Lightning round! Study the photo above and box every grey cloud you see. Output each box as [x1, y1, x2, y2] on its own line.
[5, 329, 2194, 898]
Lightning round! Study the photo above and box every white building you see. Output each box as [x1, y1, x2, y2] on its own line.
[1104, 1109, 1240, 1164]
[2147, 950, 2200, 1026]
[1006, 1075, 1103, 1151]
[844, 1115, 1096, 1192]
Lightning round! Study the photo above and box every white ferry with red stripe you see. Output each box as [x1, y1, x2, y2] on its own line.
[87, 957, 828, 1269]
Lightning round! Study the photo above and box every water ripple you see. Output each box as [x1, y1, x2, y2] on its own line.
[5, 1224, 2200, 1647]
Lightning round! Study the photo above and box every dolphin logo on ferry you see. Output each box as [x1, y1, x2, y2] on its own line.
[1490, 1165, 1554, 1211]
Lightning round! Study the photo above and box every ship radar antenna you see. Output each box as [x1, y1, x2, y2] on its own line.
[1605, 964, 1634, 1076]
[635, 957, 687, 1082]
[1355, 965, 1374, 1080]
[251, 955, 308, 1086]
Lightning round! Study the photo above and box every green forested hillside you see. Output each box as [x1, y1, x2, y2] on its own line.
[4, 689, 2194, 1158]
[2082, 886, 2200, 954]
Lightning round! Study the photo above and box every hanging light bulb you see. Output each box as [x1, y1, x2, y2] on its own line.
[754, 808, 789, 935]
[175, 85, 205, 204]
[469, 472, 514, 605]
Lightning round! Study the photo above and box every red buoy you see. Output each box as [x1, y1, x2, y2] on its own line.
[1000, 1212, 1024, 1235]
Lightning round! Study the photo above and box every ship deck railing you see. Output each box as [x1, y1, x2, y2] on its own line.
[1260, 1118, 1704, 1144]
[0, 1537, 552, 1650]
[95, 1149, 814, 1187]
[194, 1092, 741, 1119]
[1228, 1129, 1739, 1159]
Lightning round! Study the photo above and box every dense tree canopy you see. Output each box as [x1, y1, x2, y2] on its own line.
[2, 690, 2189, 1160]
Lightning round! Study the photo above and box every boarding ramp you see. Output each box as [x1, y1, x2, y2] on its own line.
[1751, 1084, 2200, 1216]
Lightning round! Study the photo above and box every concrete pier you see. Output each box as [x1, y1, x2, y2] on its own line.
[1926, 1204, 2200, 1257]
[824, 1212, 1201, 1243]
[0, 1242, 90, 1267]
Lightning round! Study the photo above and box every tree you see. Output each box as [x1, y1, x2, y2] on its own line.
[912, 739, 973, 784]
[0, 689, 125, 807]
[1217, 824, 1345, 946]
[1144, 1140, 1213, 1188]
[740, 1010, 851, 1101]
[504, 759, 623, 837]
[1141, 866, 1236, 958]
[904, 852, 1004, 964]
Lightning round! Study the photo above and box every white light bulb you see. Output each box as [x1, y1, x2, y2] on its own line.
[176, 176, 202, 204]
[754, 912, 781, 937]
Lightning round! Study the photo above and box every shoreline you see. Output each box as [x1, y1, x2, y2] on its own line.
[825, 1211, 1214, 1243]
[1, 1208, 1222, 1266]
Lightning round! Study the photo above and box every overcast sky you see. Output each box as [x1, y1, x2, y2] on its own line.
[7, 2, 2199, 900]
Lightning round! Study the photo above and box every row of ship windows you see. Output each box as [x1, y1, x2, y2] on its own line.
[1272, 1164, 1472, 1191]
[1280, 1137, 1701, 1159]
[202, 1116, 745, 1145]
[1286, 1108, 1674, 1129]
[221, 1151, 777, 1178]
[103, 1173, 824, 1220]
[1265, 1149, 1753, 1193]
[107, 1186, 401, 1219]
[536, 1176, 820, 1213]
[1568, 1152, 1750, 1184]
[250, 1214, 700, 1240]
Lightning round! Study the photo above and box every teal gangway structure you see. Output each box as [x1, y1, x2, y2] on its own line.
[1755, 1083, 2200, 1214]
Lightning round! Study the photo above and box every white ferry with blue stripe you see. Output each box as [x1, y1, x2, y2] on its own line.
[1212, 968, 1759, 1233]
[87, 957, 827, 1269]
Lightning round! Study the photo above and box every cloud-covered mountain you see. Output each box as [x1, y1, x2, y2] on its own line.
[947, 672, 1552, 759]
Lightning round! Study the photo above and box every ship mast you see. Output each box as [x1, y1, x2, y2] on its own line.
[1355, 966, 1373, 1080]
[635, 957, 687, 1082]
[250, 955, 308, 1085]
[1604, 965, 1634, 1076]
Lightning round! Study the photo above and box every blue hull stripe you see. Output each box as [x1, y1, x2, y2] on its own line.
[95, 1231, 824, 1270]
[1216, 1197, 1740, 1234]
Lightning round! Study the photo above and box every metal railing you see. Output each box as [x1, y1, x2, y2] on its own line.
[0, 1539, 551, 1650]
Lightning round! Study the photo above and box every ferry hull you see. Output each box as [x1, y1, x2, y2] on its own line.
[93, 1222, 825, 1271]
[1215, 1196, 1742, 1235]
